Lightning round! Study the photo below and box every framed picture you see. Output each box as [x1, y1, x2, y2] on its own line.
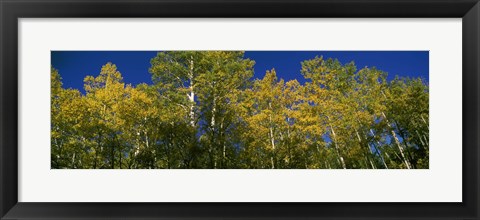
[1, 0, 478, 219]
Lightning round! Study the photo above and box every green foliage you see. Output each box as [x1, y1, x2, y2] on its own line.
[51, 53, 429, 169]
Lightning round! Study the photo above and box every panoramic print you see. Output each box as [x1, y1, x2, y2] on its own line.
[51, 51, 429, 169]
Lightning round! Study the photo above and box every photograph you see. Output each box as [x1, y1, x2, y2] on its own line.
[51, 51, 429, 169]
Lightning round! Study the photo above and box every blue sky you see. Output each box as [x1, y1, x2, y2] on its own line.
[51, 51, 428, 92]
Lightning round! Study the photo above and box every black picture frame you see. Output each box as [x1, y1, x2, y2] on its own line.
[1, 0, 479, 219]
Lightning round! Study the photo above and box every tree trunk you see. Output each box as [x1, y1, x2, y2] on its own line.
[221, 121, 226, 168]
[421, 114, 429, 129]
[381, 112, 411, 169]
[71, 153, 76, 168]
[269, 125, 276, 169]
[330, 127, 346, 169]
[188, 56, 195, 127]
[211, 95, 217, 169]
[354, 128, 375, 169]
[211, 96, 216, 128]
[369, 129, 389, 169]
[268, 103, 276, 169]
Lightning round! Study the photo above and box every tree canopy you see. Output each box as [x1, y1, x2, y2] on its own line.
[51, 52, 429, 169]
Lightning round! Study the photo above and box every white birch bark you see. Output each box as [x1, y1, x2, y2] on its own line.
[188, 57, 195, 127]
[330, 127, 346, 169]
[381, 112, 411, 169]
